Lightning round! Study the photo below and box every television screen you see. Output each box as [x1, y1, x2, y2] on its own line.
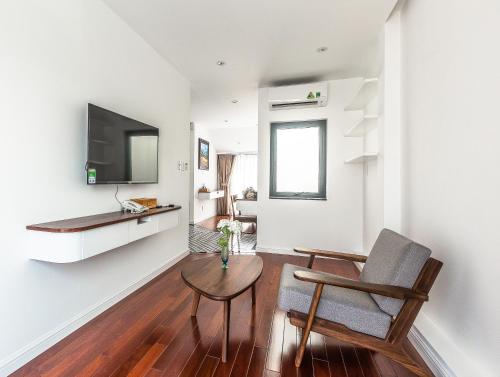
[87, 104, 159, 184]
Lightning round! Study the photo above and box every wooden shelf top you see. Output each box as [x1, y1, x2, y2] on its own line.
[26, 205, 181, 233]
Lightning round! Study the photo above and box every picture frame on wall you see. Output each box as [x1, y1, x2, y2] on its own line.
[198, 138, 209, 170]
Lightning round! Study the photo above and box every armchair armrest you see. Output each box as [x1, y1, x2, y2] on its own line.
[293, 270, 428, 301]
[294, 247, 368, 264]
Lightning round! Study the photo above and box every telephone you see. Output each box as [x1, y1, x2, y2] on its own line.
[121, 200, 149, 214]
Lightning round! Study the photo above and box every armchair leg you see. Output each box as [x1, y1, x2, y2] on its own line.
[307, 255, 315, 268]
[294, 283, 323, 367]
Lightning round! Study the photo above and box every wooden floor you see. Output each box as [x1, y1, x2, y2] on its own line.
[197, 216, 256, 234]
[12, 253, 430, 377]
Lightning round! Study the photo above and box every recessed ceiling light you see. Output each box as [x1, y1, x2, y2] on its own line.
[216, 60, 226, 66]
[231, 99, 239, 104]
[317, 46, 328, 53]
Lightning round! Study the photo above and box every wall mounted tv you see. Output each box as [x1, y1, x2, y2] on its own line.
[87, 104, 159, 184]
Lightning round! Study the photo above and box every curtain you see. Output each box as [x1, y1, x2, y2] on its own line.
[231, 154, 258, 198]
[217, 154, 235, 216]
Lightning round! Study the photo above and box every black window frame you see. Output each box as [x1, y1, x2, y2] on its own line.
[269, 119, 327, 200]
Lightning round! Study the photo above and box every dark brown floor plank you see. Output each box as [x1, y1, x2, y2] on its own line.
[247, 347, 268, 377]
[110, 325, 166, 377]
[312, 358, 331, 377]
[297, 328, 314, 377]
[310, 331, 328, 361]
[255, 307, 274, 348]
[325, 338, 347, 377]
[263, 371, 280, 377]
[280, 316, 298, 377]
[11, 253, 431, 377]
[209, 296, 251, 377]
[152, 318, 200, 371]
[196, 356, 220, 377]
[178, 332, 216, 377]
[265, 309, 285, 372]
[227, 310, 260, 377]
[355, 348, 380, 377]
[340, 344, 364, 377]
[145, 368, 164, 377]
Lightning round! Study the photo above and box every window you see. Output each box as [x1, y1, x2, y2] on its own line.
[231, 154, 258, 198]
[270, 120, 326, 199]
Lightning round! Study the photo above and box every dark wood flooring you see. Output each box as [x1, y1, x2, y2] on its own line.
[197, 216, 256, 234]
[12, 253, 430, 377]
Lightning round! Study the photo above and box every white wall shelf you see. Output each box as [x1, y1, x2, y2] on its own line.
[26, 207, 181, 263]
[198, 190, 224, 200]
[344, 153, 378, 164]
[345, 78, 379, 111]
[345, 114, 378, 137]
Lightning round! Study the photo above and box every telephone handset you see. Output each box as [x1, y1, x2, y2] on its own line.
[121, 200, 149, 214]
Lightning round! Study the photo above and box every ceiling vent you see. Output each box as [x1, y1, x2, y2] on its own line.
[268, 82, 328, 110]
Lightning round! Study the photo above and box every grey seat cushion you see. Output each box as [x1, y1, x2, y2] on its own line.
[360, 229, 431, 316]
[277, 263, 392, 339]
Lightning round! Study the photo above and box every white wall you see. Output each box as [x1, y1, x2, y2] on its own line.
[401, 0, 500, 376]
[192, 125, 218, 223]
[363, 11, 403, 253]
[382, 7, 402, 233]
[257, 80, 364, 252]
[0, 0, 190, 374]
[363, 88, 385, 252]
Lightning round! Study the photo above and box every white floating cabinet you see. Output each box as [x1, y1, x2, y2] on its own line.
[345, 78, 378, 111]
[26, 208, 181, 263]
[198, 190, 224, 200]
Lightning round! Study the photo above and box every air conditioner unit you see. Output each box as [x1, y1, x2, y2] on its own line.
[268, 82, 328, 110]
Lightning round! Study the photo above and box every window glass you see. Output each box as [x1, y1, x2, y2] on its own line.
[270, 120, 327, 200]
[276, 127, 319, 193]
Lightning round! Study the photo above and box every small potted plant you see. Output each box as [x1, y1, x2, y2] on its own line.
[217, 219, 242, 269]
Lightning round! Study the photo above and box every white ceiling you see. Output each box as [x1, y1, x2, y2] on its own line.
[209, 126, 258, 154]
[104, 0, 396, 129]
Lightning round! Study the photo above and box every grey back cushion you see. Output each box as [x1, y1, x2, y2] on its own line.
[360, 229, 431, 316]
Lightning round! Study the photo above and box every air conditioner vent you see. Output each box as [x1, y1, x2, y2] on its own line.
[271, 100, 319, 109]
[268, 82, 328, 111]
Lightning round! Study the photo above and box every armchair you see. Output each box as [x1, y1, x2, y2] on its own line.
[277, 229, 442, 377]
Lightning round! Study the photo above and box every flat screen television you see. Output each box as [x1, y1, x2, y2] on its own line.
[87, 104, 159, 184]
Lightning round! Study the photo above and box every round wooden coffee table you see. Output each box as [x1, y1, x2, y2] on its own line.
[181, 254, 263, 362]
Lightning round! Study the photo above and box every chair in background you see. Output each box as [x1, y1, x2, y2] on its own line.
[277, 229, 442, 377]
[230, 195, 257, 232]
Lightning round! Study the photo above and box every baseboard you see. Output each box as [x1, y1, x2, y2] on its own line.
[256, 245, 295, 255]
[0, 250, 189, 376]
[193, 213, 217, 225]
[408, 326, 456, 377]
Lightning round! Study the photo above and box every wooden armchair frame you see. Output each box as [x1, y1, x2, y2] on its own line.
[291, 247, 443, 377]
